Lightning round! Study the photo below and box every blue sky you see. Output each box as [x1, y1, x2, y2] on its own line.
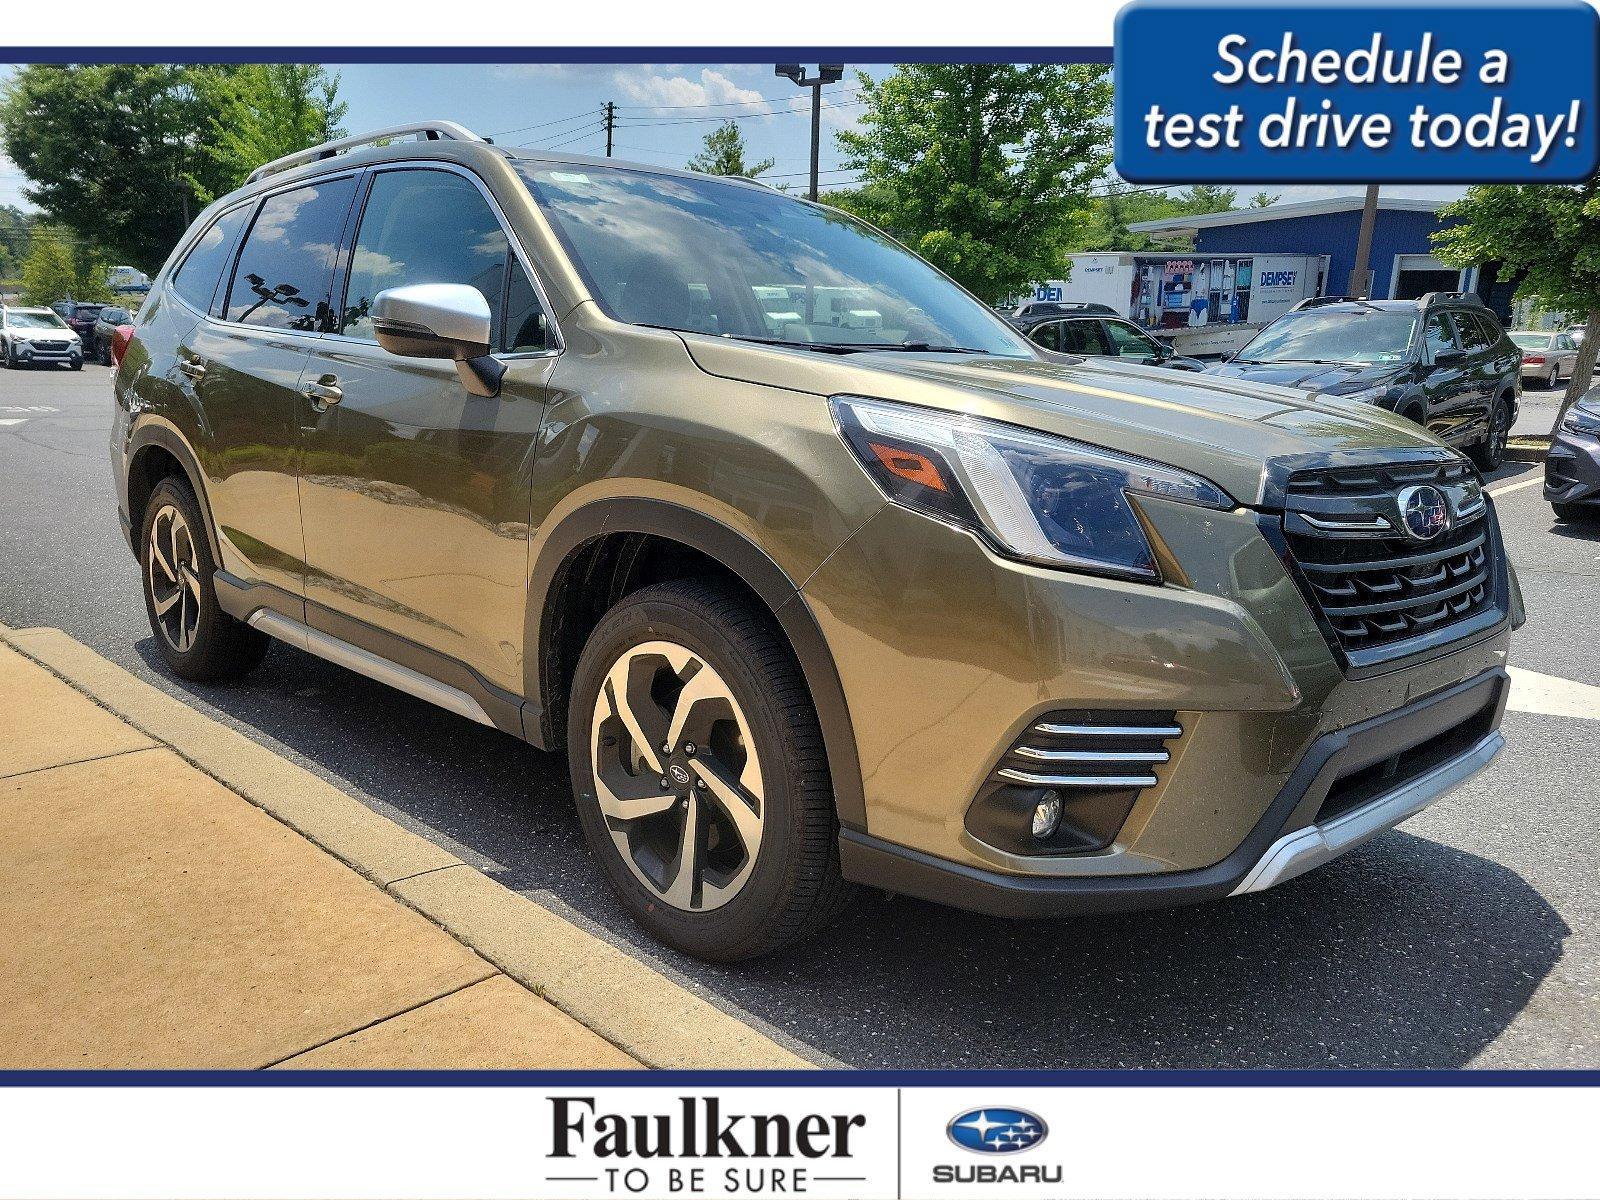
[0, 61, 1462, 211]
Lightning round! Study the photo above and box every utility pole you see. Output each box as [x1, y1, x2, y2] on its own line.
[1347, 182, 1380, 298]
[775, 64, 844, 201]
[603, 101, 615, 158]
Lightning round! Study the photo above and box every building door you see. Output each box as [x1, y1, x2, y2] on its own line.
[1391, 254, 1465, 300]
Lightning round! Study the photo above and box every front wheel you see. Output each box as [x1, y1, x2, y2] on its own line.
[1549, 365, 1562, 390]
[567, 580, 853, 961]
[1470, 397, 1511, 472]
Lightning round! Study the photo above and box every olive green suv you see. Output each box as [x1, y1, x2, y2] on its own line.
[112, 122, 1522, 961]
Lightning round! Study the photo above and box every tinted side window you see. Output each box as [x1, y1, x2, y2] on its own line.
[1451, 312, 1493, 353]
[226, 178, 357, 331]
[502, 260, 551, 353]
[1059, 319, 1111, 356]
[340, 169, 508, 343]
[1424, 313, 1457, 359]
[172, 208, 250, 313]
[1029, 322, 1062, 352]
[1101, 319, 1160, 359]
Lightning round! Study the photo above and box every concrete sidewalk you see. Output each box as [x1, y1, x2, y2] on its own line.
[0, 637, 639, 1070]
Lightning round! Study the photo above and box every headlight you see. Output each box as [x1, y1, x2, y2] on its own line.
[1562, 404, 1600, 435]
[831, 395, 1232, 582]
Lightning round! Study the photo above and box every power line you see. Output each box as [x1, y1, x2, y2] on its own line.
[615, 99, 864, 129]
[613, 86, 860, 113]
[486, 109, 603, 138]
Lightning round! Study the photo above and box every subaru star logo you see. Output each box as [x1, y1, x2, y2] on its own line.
[668, 763, 691, 785]
[1397, 484, 1450, 541]
[947, 1107, 1047, 1154]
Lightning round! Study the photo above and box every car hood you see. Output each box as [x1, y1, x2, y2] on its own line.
[678, 335, 1448, 507]
[1207, 359, 1402, 394]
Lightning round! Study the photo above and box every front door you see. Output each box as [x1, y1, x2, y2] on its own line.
[297, 166, 557, 700]
[185, 175, 358, 609]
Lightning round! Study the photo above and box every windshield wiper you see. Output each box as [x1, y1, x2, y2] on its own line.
[835, 341, 989, 354]
[711, 333, 862, 354]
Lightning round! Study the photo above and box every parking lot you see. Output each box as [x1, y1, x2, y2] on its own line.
[1, 361, 1596, 1070]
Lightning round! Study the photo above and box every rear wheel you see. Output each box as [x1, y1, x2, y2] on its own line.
[139, 476, 269, 682]
[567, 579, 853, 961]
[1549, 365, 1562, 390]
[1470, 396, 1511, 472]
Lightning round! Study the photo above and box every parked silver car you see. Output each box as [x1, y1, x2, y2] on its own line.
[1, 305, 83, 370]
[1509, 330, 1579, 389]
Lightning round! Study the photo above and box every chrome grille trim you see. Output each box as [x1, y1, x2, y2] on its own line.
[997, 768, 1161, 789]
[1033, 722, 1183, 738]
[1012, 746, 1171, 765]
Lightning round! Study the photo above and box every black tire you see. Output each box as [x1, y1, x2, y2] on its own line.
[70, 359, 82, 371]
[1549, 365, 1562, 390]
[1469, 396, 1511, 472]
[1398, 403, 1427, 428]
[138, 475, 269, 682]
[567, 579, 854, 961]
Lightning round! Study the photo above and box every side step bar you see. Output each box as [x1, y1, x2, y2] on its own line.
[246, 609, 495, 728]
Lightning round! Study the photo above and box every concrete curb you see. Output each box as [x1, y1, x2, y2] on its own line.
[0, 624, 815, 1070]
[1506, 437, 1550, 464]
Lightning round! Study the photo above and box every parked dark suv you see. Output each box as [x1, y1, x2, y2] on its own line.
[1208, 294, 1520, 471]
[111, 122, 1520, 961]
[1019, 310, 1206, 371]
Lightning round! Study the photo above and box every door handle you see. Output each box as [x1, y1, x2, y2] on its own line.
[178, 359, 206, 381]
[303, 376, 343, 410]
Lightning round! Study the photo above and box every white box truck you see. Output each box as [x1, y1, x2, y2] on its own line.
[1032, 252, 1329, 358]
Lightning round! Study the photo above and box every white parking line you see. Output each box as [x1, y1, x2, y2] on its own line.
[1489, 475, 1546, 498]
[1508, 666, 1600, 721]
[0, 419, 27, 427]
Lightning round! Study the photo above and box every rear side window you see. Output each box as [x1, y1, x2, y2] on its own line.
[1450, 312, 1494, 353]
[1424, 313, 1457, 358]
[171, 206, 250, 315]
[1030, 322, 1062, 352]
[1059, 319, 1111, 356]
[339, 169, 509, 343]
[226, 177, 358, 331]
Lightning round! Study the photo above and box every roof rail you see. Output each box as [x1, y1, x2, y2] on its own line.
[1419, 290, 1485, 308]
[1292, 295, 1363, 310]
[245, 121, 486, 185]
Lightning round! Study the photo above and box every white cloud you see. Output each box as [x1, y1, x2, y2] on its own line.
[490, 63, 636, 81]
[616, 68, 771, 110]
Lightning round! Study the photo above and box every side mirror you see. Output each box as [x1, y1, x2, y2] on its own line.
[372, 283, 504, 398]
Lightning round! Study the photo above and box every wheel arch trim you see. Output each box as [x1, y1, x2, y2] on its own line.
[524, 497, 867, 831]
[125, 421, 224, 566]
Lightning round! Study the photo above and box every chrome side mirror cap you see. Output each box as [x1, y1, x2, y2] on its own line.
[372, 283, 504, 397]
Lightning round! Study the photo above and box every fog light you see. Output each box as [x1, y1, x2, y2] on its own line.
[1030, 791, 1063, 839]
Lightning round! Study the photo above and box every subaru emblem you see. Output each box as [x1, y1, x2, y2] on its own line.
[1397, 484, 1450, 541]
[947, 1107, 1048, 1154]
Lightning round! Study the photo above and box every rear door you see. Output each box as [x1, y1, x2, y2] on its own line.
[1415, 310, 1475, 441]
[180, 173, 360, 611]
[296, 165, 558, 700]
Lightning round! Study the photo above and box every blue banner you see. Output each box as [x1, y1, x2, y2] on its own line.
[1114, 0, 1600, 183]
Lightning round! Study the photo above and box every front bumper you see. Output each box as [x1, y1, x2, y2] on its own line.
[839, 668, 1507, 916]
[10, 341, 81, 363]
[1545, 427, 1600, 507]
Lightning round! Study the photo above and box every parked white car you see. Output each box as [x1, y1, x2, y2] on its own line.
[0, 305, 83, 370]
[1509, 329, 1579, 388]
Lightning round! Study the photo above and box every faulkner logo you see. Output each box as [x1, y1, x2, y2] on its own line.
[547, 1096, 869, 1196]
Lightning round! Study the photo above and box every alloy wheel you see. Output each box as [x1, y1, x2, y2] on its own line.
[589, 640, 764, 912]
[147, 504, 202, 653]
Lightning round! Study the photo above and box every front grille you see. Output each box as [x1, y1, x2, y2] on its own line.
[1280, 459, 1500, 658]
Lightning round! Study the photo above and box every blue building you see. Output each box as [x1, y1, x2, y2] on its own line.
[1127, 195, 1509, 317]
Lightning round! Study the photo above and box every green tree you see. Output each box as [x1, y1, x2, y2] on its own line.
[1249, 191, 1280, 208]
[1177, 184, 1238, 213]
[687, 121, 774, 178]
[0, 65, 240, 274]
[833, 63, 1112, 302]
[17, 226, 110, 304]
[190, 64, 348, 202]
[1433, 183, 1600, 427]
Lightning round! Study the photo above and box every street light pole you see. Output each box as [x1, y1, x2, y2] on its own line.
[776, 63, 844, 201]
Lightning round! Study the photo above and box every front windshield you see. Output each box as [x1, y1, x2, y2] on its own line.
[1509, 332, 1552, 350]
[518, 163, 1030, 356]
[1236, 308, 1417, 365]
[8, 311, 69, 330]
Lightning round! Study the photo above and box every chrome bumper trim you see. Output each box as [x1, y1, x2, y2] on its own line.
[1229, 729, 1504, 897]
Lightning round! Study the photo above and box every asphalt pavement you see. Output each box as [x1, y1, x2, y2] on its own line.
[2, 363, 1595, 1069]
